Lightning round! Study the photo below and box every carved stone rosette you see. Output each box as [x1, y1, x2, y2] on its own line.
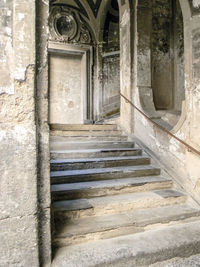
[49, 6, 92, 44]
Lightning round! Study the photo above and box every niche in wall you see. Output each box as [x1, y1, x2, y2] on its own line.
[151, 0, 185, 113]
[138, 0, 185, 130]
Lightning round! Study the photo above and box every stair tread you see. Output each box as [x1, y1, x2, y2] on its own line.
[51, 165, 160, 177]
[54, 203, 200, 238]
[50, 155, 149, 164]
[52, 220, 200, 267]
[50, 140, 134, 144]
[51, 147, 139, 154]
[53, 189, 185, 212]
[51, 126, 200, 265]
[50, 138, 130, 143]
[51, 176, 171, 193]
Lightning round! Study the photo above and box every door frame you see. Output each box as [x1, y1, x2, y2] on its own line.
[48, 41, 93, 124]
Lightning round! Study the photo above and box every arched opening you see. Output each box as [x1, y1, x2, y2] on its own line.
[100, 0, 120, 120]
[138, 0, 185, 130]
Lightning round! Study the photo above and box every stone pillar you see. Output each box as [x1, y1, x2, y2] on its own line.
[119, 2, 133, 133]
[36, 0, 51, 266]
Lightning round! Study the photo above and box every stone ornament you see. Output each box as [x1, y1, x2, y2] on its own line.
[49, 7, 92, 44]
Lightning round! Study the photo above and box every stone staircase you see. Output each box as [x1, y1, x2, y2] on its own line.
[50, 124, 200, 266]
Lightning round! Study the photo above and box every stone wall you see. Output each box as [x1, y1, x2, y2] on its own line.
[0, 0, 40, 266]
[124, 0, 200, 204]
[0, 0, 51, 266]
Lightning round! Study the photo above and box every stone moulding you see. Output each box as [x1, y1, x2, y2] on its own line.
[49, 6, 92, 44]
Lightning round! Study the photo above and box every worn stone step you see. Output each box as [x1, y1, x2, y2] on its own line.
[50, 155, 150, 171]
[53, 203, 200, 247]
[51, 148, 142, 160]
[50, 135, 128, 142]
[51, 130, 123, 137]
[50, 140, 135, 150]
[51, 176, 172, 201]
[150, 253, 200, 267]
[50, 124, 118, 131]
[51, 165, 161, 184]
[53, 189, 187, 219]
[51, 220, 200, 267]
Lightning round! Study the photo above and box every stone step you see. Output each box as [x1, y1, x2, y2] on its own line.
[51, 176, 172, 201]
[51, 130, 123, 137]
[50, 141, 135, 151]
[51, 148, 142, 160]
[50, 155, 150, 171]
[53, 203, 200, 247]
[51, 165, 161, 184]
[50, 124, 118, 131]
[51, 220, 200, 267]
[50, 135, 128, 142]
[150, 254, 200, 267]
[53, 189, 187, 219]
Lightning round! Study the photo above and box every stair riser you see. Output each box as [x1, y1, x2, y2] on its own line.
[50, 142, 135, 150]
[51, 158, 150, 171]
[52, 181, 173, 201]
[51, 168, 161, 184]
[53, 226, 142, 248]
[51, 150, 142, 160]
[50, 136, 128, 142]
[50, 124, 118, 131]
[53, 213, 200, 248]
[53, 195, 187, 220]
[51, 130, 123, 137]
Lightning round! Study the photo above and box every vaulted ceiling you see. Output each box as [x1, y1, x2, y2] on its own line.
[50, 0, 105, 20]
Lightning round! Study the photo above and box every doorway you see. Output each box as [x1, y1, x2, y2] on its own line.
[48, 42, 93, 125]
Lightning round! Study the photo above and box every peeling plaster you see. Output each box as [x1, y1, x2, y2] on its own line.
[193, 0, 200, 8]
[121, 9, 129, 27]
[14, 64, 35, 83]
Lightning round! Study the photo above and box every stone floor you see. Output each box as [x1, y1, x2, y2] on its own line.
[151, 254, 200, 267]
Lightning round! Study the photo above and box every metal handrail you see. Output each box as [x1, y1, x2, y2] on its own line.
[120, 93, 200, 157]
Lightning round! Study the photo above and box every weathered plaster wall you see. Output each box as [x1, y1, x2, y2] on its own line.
[0, 0, 40, 266]
[130, 0, 200, 204]
[0, 0, 13, 94]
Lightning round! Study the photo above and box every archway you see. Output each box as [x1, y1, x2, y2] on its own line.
[101, 0, 120, 119]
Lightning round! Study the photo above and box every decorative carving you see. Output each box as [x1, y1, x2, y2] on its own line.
[49, 6, 92, 44]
